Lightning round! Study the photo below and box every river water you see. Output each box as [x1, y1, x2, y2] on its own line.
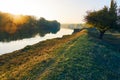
[0, 28, 73, 55]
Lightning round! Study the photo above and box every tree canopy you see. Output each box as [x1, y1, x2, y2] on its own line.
[0, 12, 60, 42]
[85, 0, 120, 39]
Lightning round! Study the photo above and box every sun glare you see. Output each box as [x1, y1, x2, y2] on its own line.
[13, 15, 21, 19]
[12, 15, 26, 24]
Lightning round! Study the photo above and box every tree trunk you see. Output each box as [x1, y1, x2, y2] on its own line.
[99, 31, 105, 39]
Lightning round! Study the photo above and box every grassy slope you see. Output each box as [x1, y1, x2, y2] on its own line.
[0, 29, 120, 80]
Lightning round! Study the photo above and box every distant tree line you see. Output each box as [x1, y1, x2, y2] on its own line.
[0, 12, 60, 42]
[85, 0, 120, 39]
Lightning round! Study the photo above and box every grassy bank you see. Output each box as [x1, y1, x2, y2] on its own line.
[0, 29, 120, 80]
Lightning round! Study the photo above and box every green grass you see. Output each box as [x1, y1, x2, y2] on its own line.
[39, 34, 120, 80]
[0, 29, 120, 80]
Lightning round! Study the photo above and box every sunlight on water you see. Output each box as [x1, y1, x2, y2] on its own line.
[0, 28, 73, 55]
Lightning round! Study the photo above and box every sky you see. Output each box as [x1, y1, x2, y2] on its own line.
[0, 0, 120, 23]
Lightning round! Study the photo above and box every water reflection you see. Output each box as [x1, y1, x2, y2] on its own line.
[0, 28, 73, 55]
[0, 25, 60, 42]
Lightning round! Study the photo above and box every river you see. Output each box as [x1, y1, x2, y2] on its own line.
[0, 28, 73, 55]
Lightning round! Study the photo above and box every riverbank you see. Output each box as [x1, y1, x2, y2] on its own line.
[0, 29, 120, 80]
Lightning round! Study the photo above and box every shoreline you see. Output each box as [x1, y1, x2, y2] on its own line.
[0, 29, 120, 80]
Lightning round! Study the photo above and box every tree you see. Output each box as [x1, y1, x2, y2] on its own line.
[85, 6, 110, 39]
[85, 0, 118, 39]
[109, 0, 118, 30]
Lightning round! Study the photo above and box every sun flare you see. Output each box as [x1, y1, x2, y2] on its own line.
[13, 15, 21, 20]
[12, 15, 26, 24]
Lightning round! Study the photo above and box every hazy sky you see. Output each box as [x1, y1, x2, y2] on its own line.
[0, 0, 120, 23]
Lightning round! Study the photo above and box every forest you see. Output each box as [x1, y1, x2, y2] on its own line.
[0, 12, 60, 42]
